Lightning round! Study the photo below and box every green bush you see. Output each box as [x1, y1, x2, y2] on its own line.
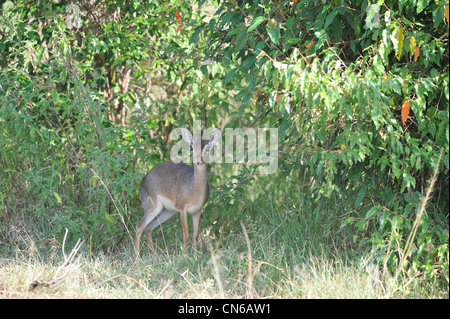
[1, 0, 448, 290]
[0, 0, 234, 249]
[193, 0, 449, 282]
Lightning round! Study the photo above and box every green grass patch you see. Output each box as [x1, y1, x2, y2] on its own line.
[1, 205, 447, 299]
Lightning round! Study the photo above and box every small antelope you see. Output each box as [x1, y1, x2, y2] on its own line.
[135, 126, 221, 255]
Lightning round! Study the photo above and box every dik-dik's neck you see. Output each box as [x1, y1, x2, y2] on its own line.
[193, 163, 209, 194]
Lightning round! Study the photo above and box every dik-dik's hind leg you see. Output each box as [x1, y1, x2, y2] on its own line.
[144, 230, 154, 254]
[143, 209, 176, 253]
[135, 200, 162, 256]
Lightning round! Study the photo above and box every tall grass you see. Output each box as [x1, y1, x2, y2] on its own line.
[1, 161, 447, 299]
[0, 237, 387, 298]
[1, 197, 447, 299]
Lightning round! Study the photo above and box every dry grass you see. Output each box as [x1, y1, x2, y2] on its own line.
[2, 227, 443, 299]
[1, 176, 447, 299]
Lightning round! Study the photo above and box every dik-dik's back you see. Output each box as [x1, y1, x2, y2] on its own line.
[134, 127, 221, 255]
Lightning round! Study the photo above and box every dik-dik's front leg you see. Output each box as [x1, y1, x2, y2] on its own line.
[180, 209, 189, 250]
[192, 211, 202, 252]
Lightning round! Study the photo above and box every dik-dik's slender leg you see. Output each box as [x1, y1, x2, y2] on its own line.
[135, 201, 163, 256]
[192, 211, 202, 252]
[180, 209, 189, 249]
[144, 230, 154, 253]
[144, 210, 176, 253]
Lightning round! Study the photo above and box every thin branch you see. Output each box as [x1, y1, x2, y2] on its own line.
[395, 150, 443, 279]
[53, 39, 104, 149]
[29, 229, 83, 290]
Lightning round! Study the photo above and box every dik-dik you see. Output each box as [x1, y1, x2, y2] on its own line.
[135, 127, 221, 255]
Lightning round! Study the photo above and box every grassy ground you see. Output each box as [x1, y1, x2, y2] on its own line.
[0, 241, 389, 298]
[1, 208, 447, 299]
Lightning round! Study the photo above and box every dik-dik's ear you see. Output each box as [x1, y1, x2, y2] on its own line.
[207, 128, 221, 148]
[203, 128, 221, 155]
[181, 126, 193, 146]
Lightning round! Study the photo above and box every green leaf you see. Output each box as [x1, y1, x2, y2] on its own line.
[340, 217, 354, 231]
[331, 20, 343, 42]
[287, 38, 302, 44]
[365, 205, 378, 219]
[200, 65, 208, 76]
[323, 10, 338, 29]
[432, 5, 445, 29]
[189, 26, 202, 45]
[248, 16, 265, 32]
[382, 186, 394, 205]
[208, 18, 216, 32]
[247, 73, 255, 92]
[234, 29, 248, 53]
[230, 12, 243, 27]
[267, 25, 280, 45]
[241, 54, 256, 70]
[416, 0, 429, 14]
[355, 220, 366, 231]
[227, 27, 242, 37]
[430, 68, 438, 78]
[225, 67, 238, 84]
[354, 185, 367, 209]
[222, 47, 232, 66]
[392, 215, 403, 230]
[220, 11, 236, 27]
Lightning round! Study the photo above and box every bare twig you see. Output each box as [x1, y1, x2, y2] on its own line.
[395, 151, 443, 279]
[29, 229, 83, 290]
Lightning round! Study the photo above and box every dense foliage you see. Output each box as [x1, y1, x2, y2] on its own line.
[192, 0, 449, 282]
[1, 0, 448, 290]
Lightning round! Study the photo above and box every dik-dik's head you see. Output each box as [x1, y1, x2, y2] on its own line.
[181, 127, 221, 165]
